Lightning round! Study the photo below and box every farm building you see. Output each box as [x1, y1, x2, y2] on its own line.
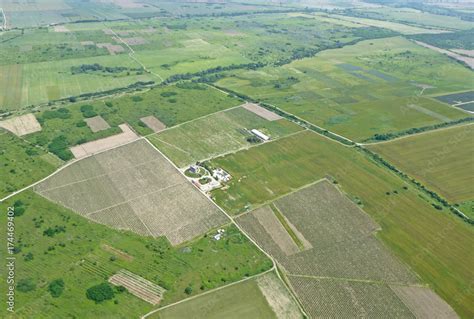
[251, 129, 270, 141]
[213, 168, 231, 182]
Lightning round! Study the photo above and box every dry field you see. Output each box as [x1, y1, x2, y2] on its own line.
[242, 103, 282, 121]
[109, 269, 166, 305]
[288, 277, 415, 319]
[35, 139, 227, 245]
[96, 43, 125, 55]
[85, 115, 111, 132]
[0, 113, 42, 136]
[120, 37, 147, 46]
[391, 286, 458, 319]
[70, 123, 138, 159]
[237, 180, 417, 283]
[140, 115, 166, 133]
[256, 272, 302, 319]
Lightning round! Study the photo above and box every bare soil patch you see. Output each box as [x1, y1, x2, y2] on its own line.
[80, 41, 95, 46]
[140, 115, 166, 133]
[0, 113, 42, 136]
[53, 25, 70, 33]
[96, 43, 125, 55]
[242, 103, 283, 121]
[109, 269, 165, 305]
[70, 123, 138, 159]
[391, 286, 458, 319]
[85, 115, 111, 133]
[253, 206, 300, 256]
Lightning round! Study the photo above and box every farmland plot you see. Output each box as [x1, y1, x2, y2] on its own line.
[35, 139, 226, 245]
[109, 269, 165, 305]
[216, 37, 471, 141]
[148, 106, 302, 167]
[154, 271, 302, 319]
[368, 124, 474, 206]
[288, 277, 415, 319]
[237, 180, 418, 284]
[0, 113, 41, 136]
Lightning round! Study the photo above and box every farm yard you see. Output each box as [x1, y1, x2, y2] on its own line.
[152, 271, 302, 319]
[368, 123, 474, 214]
[34, 139, 227, 245]
[216, 37, 472, 141]
[0, 190, 271, 318]
[210, 130, 474, 317]
[148, 105, 302, 167]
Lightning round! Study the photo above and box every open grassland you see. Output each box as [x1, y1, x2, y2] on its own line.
[0, 54, 154, 110]
[34, 139, 227, 245]
[23, 83, 241, 160]
[216, 37, 471, 142]
[148, 106, 302, 167]
[350, 7, 474, 31]
[368, 124, 474, 206]
[210, 130, 474, 317]
[237, 180, 418, 283]
[0, 191, 272, 318]
[0, 130, 60, 198]
[153, 272, 302, 319]
[303, 12, 448, 34]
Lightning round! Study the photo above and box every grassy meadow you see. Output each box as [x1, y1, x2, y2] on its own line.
[0, 190, 272, 318]
[0, 131, 60, 198]
[209, 130, 474, 317]
[216, 37, 472, 141]
[368, 124, 474, 207]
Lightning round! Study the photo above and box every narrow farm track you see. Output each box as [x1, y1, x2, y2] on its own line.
[107, 26, 164, 82]
[143, 138, 309, 318]
[0, 8, 7, 30]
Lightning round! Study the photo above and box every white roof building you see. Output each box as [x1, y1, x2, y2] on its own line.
[251, 129, 270, 141]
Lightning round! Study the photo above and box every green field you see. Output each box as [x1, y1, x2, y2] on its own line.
[154, 271, 302, 319]
[23, 83, 241, 160]
[0, 130, 60, 198]
[216, 37, 471, 142]
[148, 106, 302, 167]
[209, 130, 474, 317]
[368, 124, 474, 209]
[0, 191, 272, 318]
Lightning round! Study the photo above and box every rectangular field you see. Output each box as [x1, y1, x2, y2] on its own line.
[237, 180, 417, 284]
[216, 37, 471, 142]
[0, 113, 41, 136]
[35, 139, 227, 245]
[153, 272, 302, 319]
[209, 130, 474, 317]
[368, 124, 474, 205]
[288, 277, 415, 319]
[148, 106, 302, 167]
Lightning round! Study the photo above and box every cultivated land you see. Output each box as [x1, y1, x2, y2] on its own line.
[216, 37, 472, 141]
[2, 2, 474, 318]
[153, 271, 302, 319]
[368, 124, 474, 210]
[148, 106, 302, 167]
[237, 179, 459, 318]
[35, 139, 227, 245]
[0, 191, 271, 318]
[210, 130, 474, 317]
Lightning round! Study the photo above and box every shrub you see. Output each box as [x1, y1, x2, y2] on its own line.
[80, 104, 97, 118]
[131, 96, 143, 102]
[17, 279, 36, 293]
[184, 286, 192, 295]
[86, 283, 115, 303]
[160, 91, 177, 97]
[48, 279, 65, 298]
